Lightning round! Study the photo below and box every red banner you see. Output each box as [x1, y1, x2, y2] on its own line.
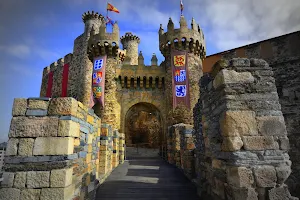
[61, 63, 69, 97]
[90, 55, 107, 108]
[46, 71, 53, 98]
[171, 49, 190, 109]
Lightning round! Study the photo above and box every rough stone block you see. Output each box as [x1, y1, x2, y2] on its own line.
[278, 136, 290, 150]
[254, 166, 277, 187]
[276, 166, 291, 185]
[257, 116, 287, 136]
[18, 138, 34, 156]
[227, 187, 258, 200]
[9, 116, 59, 137]
[6, 138, 19, 155]
[227, 167, 254, 187]
[220, 111, 258, 137]
[33, 137, 74, 155]
[28, 99, 49, 110]
[48, 97, 78, 116]
[221, 137, 243, 151]
[58, 120, 80, 137]
[0, 188, 20, 200]
[13, 172, 26, 188]
[40, 184, 75, 200]
[268, 185, 293, 200]
[26, 109, 48, 116]
[213, 69, 254, 89]
[20, 189, 41, 200]
[87, 115, 94, 124]
[50, 167, 73, 187]
[27, 171, 50, 188]
[242, 136, 276, 150]
[12, 98, 27, 116]
[2, 172, 15, 187]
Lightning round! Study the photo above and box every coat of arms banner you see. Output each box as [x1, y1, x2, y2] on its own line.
[90, 55, 107, 108]
[171, 50, 190, 109]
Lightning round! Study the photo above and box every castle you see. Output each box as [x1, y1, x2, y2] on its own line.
[0, 10, 299, 200]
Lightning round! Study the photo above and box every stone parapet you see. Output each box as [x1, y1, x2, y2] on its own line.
[1, 97, 121, 200]
[193, 58, 298, 200]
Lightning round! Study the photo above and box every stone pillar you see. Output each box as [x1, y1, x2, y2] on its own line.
[99, 124, 113, 176]
[119, 133, 125, 164]
[112, 130, 119, 168]
[179, 125, 195, 180]
[194, 58, 298, 200]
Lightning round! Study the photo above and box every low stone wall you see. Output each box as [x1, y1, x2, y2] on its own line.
[0, 97, 122, 200]
[194, 58, 298, 200]
[167, 123, 195, 180]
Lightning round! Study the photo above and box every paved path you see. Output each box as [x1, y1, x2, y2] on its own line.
[95, 156, 200, 200]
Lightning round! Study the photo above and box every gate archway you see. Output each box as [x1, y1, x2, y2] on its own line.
[125, 102, 163, 149]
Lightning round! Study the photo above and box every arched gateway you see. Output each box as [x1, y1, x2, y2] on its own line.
[124, 102, 163, 148]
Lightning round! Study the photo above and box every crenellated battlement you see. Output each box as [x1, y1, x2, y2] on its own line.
[82, 11, 104, 23]
[120, 32, 140, 46]
[87, 42, 119, 61]
[40, 53, 74, 97]
[159, 16, 206, 58]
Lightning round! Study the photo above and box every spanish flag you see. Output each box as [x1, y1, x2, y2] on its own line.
[107, 3, 120, 13]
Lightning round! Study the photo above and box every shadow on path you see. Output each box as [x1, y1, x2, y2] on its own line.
[95, 156, 200, 200]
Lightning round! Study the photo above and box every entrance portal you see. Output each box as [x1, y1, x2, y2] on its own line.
[125, 103, 163, 149]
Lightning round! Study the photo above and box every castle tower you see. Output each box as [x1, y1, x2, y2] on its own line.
[159, 15, 206, 125]
[87, 19, 121, 129]
[82, 11, 103, 36]
[120, 32, 140, 65]
[67, 11, 106, 103]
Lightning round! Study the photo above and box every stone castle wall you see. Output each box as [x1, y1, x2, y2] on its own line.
[193, 58, 297, 199]
[203, 31, 300, 197]
[0, 97, 124, 200]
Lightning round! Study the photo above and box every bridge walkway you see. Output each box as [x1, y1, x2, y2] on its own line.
[95, 147, 200, 200]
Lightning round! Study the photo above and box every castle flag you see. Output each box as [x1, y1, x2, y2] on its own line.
[107, 3, 120, 13]
[180, 0, 183, 15]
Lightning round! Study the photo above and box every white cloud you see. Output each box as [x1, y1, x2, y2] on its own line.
[187, 0, 300, 52]
[0, 44, 31, 58]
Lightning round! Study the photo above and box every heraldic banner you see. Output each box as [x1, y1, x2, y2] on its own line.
[90, 55, 107, 108]
[171, 49, 190, 109]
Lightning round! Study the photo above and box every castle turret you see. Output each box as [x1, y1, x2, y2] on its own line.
[167, 18, 174, 32]
[138, 51, 144, 65]
[82, 11, 103, 36]
[159, 15, 206, 126]
[120, 32, 140, 65]
[151, 53, 158, 66]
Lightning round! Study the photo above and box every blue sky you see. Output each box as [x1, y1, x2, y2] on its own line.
[0, 0, 299, 142]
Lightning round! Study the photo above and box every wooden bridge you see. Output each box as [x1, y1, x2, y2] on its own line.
[95, 147, 200, 200]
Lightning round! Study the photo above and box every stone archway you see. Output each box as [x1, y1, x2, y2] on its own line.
[125, 102, 163, 149]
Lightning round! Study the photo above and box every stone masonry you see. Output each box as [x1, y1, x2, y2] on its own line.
[193, 58, 297, 200]
[203, 32, 300, 197]
[1, 97, 123, 200]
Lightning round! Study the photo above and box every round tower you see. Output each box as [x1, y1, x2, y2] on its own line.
[82, 11, 104, 36]
[87, 20, 121, 130]
[120, 32, 140, 65]
[159, 15, 206, 125]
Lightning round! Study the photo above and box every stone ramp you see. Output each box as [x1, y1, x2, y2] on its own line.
[95, 158, 200, 200]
